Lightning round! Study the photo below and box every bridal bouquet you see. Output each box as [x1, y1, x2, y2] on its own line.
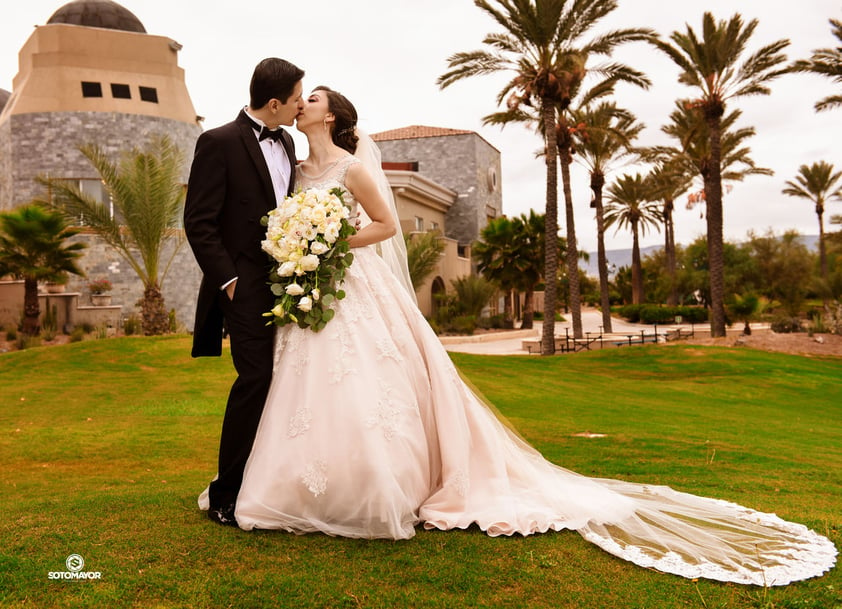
[261, 187, 356, 331]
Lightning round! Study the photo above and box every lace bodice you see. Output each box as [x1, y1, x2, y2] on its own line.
[296, 155, 360, 215]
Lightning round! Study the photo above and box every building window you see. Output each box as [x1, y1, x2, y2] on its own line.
[111, 83, 131, 99]
[81, 82, 102, 98]
[139, 86, 159, 103]
[457, 244, 468, 258]
[414, 216, 424, 232]
[55, 179, 112, 224]
[431, 221, 440, 231]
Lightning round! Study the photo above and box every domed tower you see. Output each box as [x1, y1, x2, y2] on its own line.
[0, 0, 202, 209]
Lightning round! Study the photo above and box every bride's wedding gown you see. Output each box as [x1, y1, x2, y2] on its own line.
[204, 156, 836, 586]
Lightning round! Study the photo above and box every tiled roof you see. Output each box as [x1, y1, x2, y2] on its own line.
[371, 125, 474, 142]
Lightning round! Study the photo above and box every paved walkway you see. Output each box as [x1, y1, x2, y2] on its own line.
[441, 308, 709, 355]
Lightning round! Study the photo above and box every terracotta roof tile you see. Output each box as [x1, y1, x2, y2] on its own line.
[371, 125, 474, 142]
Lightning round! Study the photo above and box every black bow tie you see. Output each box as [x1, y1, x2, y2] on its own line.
[258, 126, 284, 142]
[244, 115, 284, 142]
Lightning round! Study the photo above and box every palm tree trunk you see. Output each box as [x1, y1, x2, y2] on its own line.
[22, 277, 41, 336]
[705, 114, 726, 338]
[141, 283, 170, 335]
[631, 221, 643, 304]
[818, 206, 828, 282]
[560, 151, 583, 339]
[522, 289, 534, 329]
[664, 199, 678, 306]
[541, 100, 559, 355]
[591, 172, 612, 332]
[503, 288, 514, 329]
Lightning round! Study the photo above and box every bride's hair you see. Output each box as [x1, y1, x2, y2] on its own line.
[313, 86, 359, 154]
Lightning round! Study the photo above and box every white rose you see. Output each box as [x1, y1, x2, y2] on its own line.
[315, 207, 329, 223]
[278, 261, 297, 277]
[297, 296, 313, 312]
[285, 283, 304, 296]
[299, 254, 320, 272]
[311, 288, 320, 301]
[310, 241, 329, 255]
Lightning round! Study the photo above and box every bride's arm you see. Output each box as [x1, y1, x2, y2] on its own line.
[343, 163, 397, 248]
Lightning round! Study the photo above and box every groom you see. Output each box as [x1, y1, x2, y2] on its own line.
[184, 57, 304, 526]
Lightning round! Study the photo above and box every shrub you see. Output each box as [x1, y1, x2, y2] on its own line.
[488, 314, 506, 329]
[616, 304, 708, 325]
[16, 335, 41, 350]
[451, 315, 477, 335]
[41, 305, 58, 340]
[69, 327, 86, 342]
[6, 327, 17, 341]
[770, 316, 803, 333]
[123, 315, 141, 336]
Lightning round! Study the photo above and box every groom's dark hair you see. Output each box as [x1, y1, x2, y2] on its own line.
[250, 58, 305, 109]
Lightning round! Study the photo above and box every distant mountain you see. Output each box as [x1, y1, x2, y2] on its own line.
[582, 235, 819, 277]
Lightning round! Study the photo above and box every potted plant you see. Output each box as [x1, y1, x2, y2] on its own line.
[44, 272, 69, 294]
[88, 277, 113, 306]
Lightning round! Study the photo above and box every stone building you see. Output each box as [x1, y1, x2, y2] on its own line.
[372, 126, 503, 315]
[0, 0, 203, 329]
[372, 126, 503, 247]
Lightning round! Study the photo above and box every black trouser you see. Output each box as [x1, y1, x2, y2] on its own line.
[208, 259, 275, 510]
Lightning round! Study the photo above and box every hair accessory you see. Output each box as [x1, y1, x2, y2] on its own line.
[337, 126, 357, 138]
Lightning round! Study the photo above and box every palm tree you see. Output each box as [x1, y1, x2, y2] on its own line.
[0, 204, 86, 335]
[655, 12, 789, 336]
[406, 230, 446, 290]
[438, 0, 654, 353]
[37, 136, 186, 335]
[604, 174, 663, 304]
[510, 210, 548, 329]
[572, 101, 643, 330]
[643, 160, 692, 306]
[726, 291, 764, 336]
[473, 216, 520, 326]
[782, 161, 842, 285]
[643, 101, 773, 317]
[791, 19, 842, 112]
[449, 275, 499, 319]
[474, 211, 559, 329]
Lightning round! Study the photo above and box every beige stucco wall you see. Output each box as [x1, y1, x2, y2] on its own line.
[412, 236, 472, 317]
[1, 23, 198, 125]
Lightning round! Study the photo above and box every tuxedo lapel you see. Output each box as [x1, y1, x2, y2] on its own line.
[236, 111, 276, 205]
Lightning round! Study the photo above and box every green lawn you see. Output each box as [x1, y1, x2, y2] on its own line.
[0, 336, 839, 609]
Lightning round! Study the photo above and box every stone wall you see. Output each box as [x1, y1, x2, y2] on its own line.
[375, 134, 503, 246]
[0, 111, 201, 209]
[61, 231, 202, 332]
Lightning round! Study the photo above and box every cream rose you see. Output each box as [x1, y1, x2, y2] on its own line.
[299, 254, 320, 272]
[310, 241, 329, 255]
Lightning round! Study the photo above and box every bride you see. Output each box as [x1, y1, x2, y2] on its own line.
[201, 86, 836, 586]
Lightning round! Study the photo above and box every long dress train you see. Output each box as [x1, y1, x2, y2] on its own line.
[201, 155, 836, 586]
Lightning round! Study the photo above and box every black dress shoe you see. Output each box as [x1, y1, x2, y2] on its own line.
[208, 504, 238, 527]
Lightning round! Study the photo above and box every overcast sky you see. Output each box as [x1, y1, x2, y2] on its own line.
[1, 1, 840, 252]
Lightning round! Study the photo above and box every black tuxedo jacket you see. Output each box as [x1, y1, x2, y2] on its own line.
[184, 110, 296, 356]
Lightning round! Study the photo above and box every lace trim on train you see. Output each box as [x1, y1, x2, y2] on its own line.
[579, 497, 838, 586]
